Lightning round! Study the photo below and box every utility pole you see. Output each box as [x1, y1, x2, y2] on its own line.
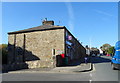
[89, 37, 92, 50]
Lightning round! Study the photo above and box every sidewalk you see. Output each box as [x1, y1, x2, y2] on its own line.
[8, 63, 92, 74]
[51, 63, 92, 73]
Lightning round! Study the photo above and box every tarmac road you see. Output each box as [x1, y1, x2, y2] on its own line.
[2, 56, 119, 82]
[2, 63, 92, 81]
[2, 72, 92, 81]
[90, 56, 119, 81]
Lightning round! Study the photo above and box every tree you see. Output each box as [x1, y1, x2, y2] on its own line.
[107, 46, 115, 56]
[90, 47, 99, 55]
[0, 44, 8, 64]
[100, 44, 111, 52]
[100, 44, 114, 55]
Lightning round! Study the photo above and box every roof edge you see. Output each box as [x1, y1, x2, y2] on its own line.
[8, 26, 66, 34]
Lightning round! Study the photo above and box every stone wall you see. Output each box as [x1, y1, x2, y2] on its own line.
[8, 28, 85, 70]
[65, 30, 86, 61]
[8, 29, 65, 68]
[8, 34, 15, 64]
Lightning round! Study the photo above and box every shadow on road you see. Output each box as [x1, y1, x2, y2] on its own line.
[78, 68, 92, 72]
[68, 60, 81, 66]
[63, 57, 91, 67]
[91, 56, 111, 64]
[58, 61, 81, 67]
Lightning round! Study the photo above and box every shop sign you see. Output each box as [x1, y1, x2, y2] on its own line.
[68, 36, 72, 40]
[66, 35, 72, 40]
[57, 50, 63, 54]
[66, 41, 72, 46]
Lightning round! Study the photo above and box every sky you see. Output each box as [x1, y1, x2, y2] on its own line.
[2, 2, 118, 48]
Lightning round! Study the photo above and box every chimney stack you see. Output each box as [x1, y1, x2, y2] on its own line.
[42, 18, 54, 25]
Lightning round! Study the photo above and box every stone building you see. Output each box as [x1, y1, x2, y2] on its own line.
[7, 20, 86, 70]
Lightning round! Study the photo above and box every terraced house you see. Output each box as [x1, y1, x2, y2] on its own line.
[7, 20, 86, 70]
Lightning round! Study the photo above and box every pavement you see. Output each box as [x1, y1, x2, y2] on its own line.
[2, 56, 119, 81]
[8, 63, 92, 74]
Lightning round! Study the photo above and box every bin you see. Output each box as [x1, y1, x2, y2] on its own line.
[63, 57, 68, 65]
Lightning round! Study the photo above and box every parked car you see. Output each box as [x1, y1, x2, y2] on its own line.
[97, 54, 101, 57]
[91, 54, 96, 57]
[111, 41, 120, 70]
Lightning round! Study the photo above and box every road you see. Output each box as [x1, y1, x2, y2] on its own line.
[2, 56, 119, 82]
[90, 56, 118, 81]
[2, 73, 92, 81]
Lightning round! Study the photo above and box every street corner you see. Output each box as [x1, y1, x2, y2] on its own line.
[6, 63, 95, 74]
[73, 63, 94, 73]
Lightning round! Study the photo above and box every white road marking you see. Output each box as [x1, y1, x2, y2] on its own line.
[92, 64, 96, 71]
[89, 69, 93, 82]
[89, 79, 92, 83]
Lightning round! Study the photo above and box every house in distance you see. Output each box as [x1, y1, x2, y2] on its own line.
[7, 19, 86, 70]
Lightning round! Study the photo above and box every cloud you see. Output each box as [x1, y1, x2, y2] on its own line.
[65, 2, 74, 32]
[94, 9, 115, 17]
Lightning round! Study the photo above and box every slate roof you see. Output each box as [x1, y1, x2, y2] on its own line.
[8, 25, 65, 34]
